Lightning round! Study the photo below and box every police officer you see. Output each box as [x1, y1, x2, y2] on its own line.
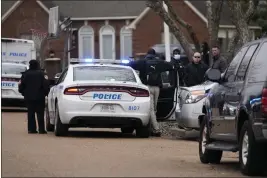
[171, 48, 187, 86]
[129, 49, 173, 137]
[19, 60, 50, 134]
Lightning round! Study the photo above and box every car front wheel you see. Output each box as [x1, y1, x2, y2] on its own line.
[239, 120, 266, 176]
[199, 116, 222, 164]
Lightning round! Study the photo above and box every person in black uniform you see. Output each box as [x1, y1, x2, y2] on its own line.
[129, 49, 174, 137]
[19, 60, 50, 134]
[184, 52, 209, 87]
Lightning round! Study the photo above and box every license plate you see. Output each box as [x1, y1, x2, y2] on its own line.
[101, 105, 115, 112]
[2, 90, 11, 95]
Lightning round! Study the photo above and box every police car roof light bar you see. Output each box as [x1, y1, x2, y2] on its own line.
[69, 58, 131, 64]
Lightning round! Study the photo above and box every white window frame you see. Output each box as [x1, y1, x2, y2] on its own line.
[120, 26, 133, 59]
[78, 25, 94, 59]
[99, 25, 116, 59]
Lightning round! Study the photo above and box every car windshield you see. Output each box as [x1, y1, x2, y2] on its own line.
[73, 66, 136, 82]
[2, 64, 27, 75]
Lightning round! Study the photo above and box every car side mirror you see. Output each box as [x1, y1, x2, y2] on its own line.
[205, 68, 221, 82]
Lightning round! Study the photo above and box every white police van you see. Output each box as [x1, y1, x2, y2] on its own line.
[1, 38, 35, 107]
[46, 58, 179, 137]
[2, 38, 36, 64]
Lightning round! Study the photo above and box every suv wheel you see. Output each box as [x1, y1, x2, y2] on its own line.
[45, 107, 54, 132]
[121, 127, 134, 134]
[54, 105, 69, 137]
[199, 116, 222, 164]
[239, 120, 266, 176]
[136, 122, 150, 138]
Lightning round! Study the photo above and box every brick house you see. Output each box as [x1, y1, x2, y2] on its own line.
[2, 0, 261, 77]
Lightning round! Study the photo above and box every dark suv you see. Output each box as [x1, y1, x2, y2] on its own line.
[199, 38, 267, 176]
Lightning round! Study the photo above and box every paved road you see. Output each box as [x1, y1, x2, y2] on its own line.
[2, 110, 244, 177]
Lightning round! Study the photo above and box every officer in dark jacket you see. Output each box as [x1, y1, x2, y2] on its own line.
[171, 48, 188, 86]
[19, 60, 50, 134]
[211, 45, 227, 73]
[184, 52, 209, 87]
[129, 49, 173, 137]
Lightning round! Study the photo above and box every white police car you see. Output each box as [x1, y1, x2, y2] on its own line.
[1, 62, 28, 106]
[46, 59, 152, 137]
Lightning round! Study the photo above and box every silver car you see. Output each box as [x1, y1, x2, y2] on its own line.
[175, 81, 217, 130]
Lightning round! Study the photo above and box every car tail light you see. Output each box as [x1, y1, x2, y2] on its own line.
[64, 87, 86, 95]
[63, 86, 149, 97]
[261, 88, 267, 115]
[129, 88, 149, 97]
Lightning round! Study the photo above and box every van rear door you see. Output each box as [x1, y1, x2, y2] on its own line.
[2, 40, 32, 63]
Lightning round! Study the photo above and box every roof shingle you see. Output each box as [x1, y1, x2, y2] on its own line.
[42, 1, 146, 18]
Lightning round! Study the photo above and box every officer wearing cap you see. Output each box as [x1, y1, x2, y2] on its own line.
[19, 60, 50, 134]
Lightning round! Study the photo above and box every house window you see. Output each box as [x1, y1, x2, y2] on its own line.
[99, 25, 115, 59]
[78, 25, 94, 59]
[120, 26, 132, 59]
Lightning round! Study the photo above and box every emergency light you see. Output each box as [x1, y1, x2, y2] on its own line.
[69, 58, 131, 65]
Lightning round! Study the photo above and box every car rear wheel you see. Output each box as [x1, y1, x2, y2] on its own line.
[121, 127, 134, 134]
[45, 106, 54, 132]
[239, 120, 266, 176]
[54, 105, 68, 137]
[199, 116, 222, 164]
[136, 122, 150, 138]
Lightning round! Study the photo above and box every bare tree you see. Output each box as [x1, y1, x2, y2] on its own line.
[206, 0, 224, 66]
[147, 0, 224, 61]
[226, 0, 259, 59]
[146, 0, 195, 58]
[162, 0, 201, 51]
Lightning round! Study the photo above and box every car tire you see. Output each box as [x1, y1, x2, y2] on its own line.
[199, 116, 222, 164]
[239, 120, 266, 176]
[121, 127, 134, 134]
[136, 122, 150, 138]
[45, 106, 54, 132]
[54, 105, 68, 137]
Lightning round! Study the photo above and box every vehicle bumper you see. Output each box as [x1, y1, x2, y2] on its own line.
[1, 96, 25, 107]
[175, 99, 205, 129]
[252, 119, 267, 142]
[58, 97, 150, 128]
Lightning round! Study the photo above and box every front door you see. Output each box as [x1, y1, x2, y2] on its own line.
[210, 46, 248, 140]
[223, 43, 259, 142]
[157, 69, 178, 121]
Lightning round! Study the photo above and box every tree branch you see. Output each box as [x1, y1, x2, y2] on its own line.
[226, 0, 259, 60]
[163, 0, 201, 51]
[146, 0, 194, 58]
[206, 0, 224, 67]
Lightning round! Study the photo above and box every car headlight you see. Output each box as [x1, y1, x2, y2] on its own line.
[185, 90, 206, 104]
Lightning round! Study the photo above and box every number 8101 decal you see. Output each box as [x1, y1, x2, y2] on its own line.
[128, 106, 140, 111]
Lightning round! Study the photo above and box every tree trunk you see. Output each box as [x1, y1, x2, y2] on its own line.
[206, 0, 224, 67]
[225, 0, 259, 61]
[163, 0, 201, 51]
[146, 0, 194, 58]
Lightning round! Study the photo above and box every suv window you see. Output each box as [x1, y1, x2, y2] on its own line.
[224, 46, 248, 82]
[248, 41, 267, 83]
[235, 44, 259, 81]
